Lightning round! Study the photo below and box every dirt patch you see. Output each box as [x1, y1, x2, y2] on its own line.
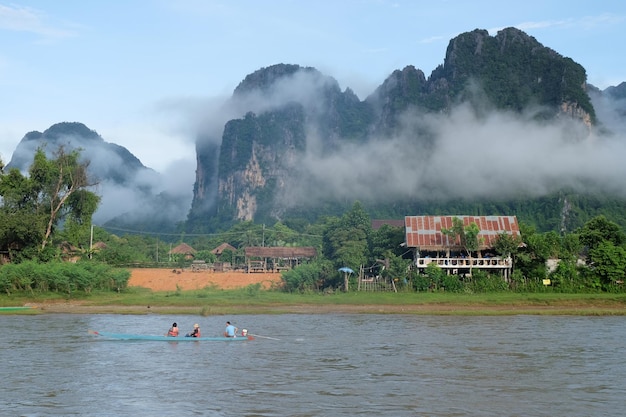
[128, 268, 283, 291]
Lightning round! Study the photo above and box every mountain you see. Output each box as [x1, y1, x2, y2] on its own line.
[4, 27, 625, 235]
[6, 122, 190, 231]
[8, 122, 148, 185]
[188, 27, 625, 233]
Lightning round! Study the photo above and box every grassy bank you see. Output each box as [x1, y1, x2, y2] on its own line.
[2, 287, 626, 315]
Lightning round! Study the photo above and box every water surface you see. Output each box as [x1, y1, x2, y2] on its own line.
[1, 314, 624, 416]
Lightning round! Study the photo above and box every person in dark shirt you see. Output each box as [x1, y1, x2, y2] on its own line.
[186, 323, 201, 337]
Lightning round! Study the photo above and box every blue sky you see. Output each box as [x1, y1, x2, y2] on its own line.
[1, 0, 625, 177]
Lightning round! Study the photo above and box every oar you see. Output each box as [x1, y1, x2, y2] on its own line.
[230, 323, 280, 340]
[248, 333, 280, 341]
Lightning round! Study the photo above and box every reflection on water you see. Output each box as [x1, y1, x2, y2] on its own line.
[1, 314, 625, 416]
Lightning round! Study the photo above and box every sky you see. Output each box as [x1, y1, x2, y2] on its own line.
[1, 0, 625, 189]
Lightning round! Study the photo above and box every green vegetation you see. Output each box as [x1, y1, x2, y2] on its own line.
[0, 260, 129, 295]
[1, 150, 626, 313]
[0, 146, 99, 262]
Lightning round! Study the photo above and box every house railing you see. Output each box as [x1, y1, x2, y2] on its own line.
[416, 257, 512, 268]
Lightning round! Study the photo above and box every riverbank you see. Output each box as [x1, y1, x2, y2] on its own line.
[4, 269, 626, 316]
[20, 298, 626, 316]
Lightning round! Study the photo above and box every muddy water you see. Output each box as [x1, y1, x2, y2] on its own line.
[1, 314, 624, 416]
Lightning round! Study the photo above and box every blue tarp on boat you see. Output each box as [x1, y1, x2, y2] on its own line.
[90, 330, 254, 342]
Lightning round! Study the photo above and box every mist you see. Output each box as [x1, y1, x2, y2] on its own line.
[283, 104, 625, 206]
[188, 67, 626, 218]
[270, 76, 625, 208]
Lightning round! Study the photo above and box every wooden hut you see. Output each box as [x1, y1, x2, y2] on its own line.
[211, 242, 236, 256]
[168, 243, 197, 260]
[244, 247, 317, 272]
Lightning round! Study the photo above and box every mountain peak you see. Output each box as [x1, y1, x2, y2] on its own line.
[23, 122, 102, 143]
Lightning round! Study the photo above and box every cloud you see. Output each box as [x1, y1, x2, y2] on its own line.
[278, 102, 626, 208]
[488, 13, 626, 35]
[0, 4, 77, 40]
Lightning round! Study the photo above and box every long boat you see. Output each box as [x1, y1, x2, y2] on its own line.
[0, 306, 37, 312]
[89, 330, 254, 342]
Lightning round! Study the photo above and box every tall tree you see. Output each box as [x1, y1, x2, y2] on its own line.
[0, 147, 99, 260]
[322, 202, 371, 290]
[29, 148, 98, 250]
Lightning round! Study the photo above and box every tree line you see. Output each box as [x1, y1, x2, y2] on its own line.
[1, 150, 625, 295]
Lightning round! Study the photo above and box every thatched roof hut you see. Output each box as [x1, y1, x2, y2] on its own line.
[169, 243, 196, 256]
[211, 242, 236, 255]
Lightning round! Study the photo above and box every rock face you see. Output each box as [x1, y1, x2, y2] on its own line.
[188, 27, 597, 231]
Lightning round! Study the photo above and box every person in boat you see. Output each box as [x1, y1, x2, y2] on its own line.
[167, 322, 179, 337]
[224, 321, 238, 337]
[186, 323, 201, 337]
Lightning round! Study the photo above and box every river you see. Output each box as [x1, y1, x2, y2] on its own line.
[1, 313, 624, 416]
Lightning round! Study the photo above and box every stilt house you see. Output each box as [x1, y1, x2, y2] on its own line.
[405, 215, 520, 280]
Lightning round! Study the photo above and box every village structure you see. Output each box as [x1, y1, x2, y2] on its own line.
[404, 215, 520, 281]
[244, 246, 317, 272]
[167, 242, 317, 273]
[356, 215, 521, 292]
[165, 214, 522, 291]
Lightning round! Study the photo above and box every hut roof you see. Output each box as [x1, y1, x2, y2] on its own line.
[211, 242, 236, 255]
[371, 219, 405, 230]
[169, 242, 197, 255]
[245, 246, 317, 259]
[404, 215, 520, 251]
[92, 241, 107, 250]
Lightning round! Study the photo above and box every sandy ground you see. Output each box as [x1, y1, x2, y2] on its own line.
[128, 268, 283, 291]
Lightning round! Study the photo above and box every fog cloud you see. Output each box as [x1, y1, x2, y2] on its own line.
[280, 98, 626, 207]
[188, 69, 626, 220]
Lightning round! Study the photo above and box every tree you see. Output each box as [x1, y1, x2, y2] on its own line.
[441, 217, 483, 275]
[578, 216, 626, 289]
[493, 232, 522, 258]
[322, 201, 371, 290]
[370, 224, 406, 260]
[0, 147, 99, 260]
[588, 242, 626, 287]
[579, 216, 626, 251]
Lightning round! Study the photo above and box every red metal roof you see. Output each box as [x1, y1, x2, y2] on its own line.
[404, 215, 520, 250]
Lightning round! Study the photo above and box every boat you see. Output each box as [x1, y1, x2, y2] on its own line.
[89, 330, 254, 342]
[0, 306, 37, 312]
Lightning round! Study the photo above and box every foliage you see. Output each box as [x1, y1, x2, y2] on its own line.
[0, 260, 129, 295]
[322, 201, 371, 272]
[465, 270, 509, 293]
[281, 259, 335, 292]
[0, 147, 99, 261]
[579, 215, 626, 250]
[369, 224, 407, 259]
[493, 232, 522, 257]
[441, 217, 483, 256]
[587, 242, 626, 287]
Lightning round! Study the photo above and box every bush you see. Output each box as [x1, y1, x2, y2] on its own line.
[0, 261, 130, 295]
[281, 259, 334, 292]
